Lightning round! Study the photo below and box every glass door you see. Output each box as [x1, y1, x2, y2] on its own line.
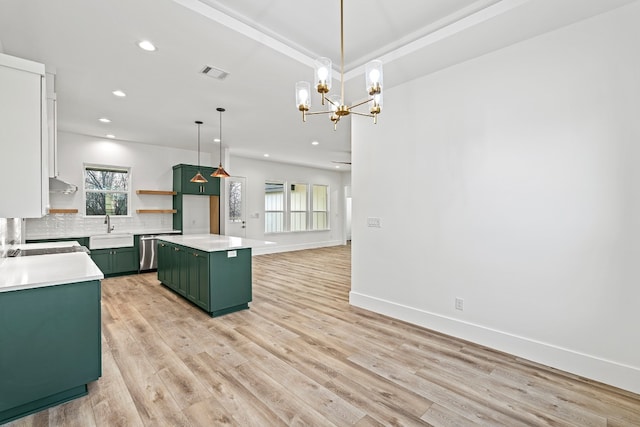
[226, 176, 246, 237]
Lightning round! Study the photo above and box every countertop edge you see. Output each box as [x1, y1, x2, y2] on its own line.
[1, 274, 105, 293]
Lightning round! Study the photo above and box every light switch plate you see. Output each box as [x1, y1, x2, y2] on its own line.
[367, 217, 381, 228]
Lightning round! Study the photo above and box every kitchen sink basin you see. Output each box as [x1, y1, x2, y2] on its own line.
[89, 233, 134, 250]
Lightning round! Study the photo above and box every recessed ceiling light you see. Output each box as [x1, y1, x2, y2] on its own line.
[138, 40, 156, 52]
[112, 90, 126, 97]
[335, 165, 340, 168]
[99, 117, 111, 123]
[214, 138, 221, 143]
[263, 154, 270, 158]
[311, 141, 319, 146]
[105, 134, 115, 139]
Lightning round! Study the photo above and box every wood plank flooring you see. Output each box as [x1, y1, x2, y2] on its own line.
[7, 245, 640, 426]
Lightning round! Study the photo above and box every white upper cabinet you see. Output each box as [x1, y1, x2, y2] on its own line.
[0, 53, 49, 218]
[46, 70, 58, 178]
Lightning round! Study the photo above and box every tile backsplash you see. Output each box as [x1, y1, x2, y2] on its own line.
[26, 213, 174, 238]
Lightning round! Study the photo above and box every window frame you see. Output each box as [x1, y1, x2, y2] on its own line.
[311, 184, 330, 231]
[83, 163, 132, 217]
[264, 180, 330, 234]
[264, 181, 286, 233]
[289, 183, 308, 232]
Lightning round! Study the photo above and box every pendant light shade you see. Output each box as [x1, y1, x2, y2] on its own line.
[190, 120, 208, 183]
[212, 107, 230, 178]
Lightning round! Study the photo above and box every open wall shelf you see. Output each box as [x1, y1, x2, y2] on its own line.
[48, 208, 78, 214]
[136, 190, 176, 195]
[136, 209, 177, 214]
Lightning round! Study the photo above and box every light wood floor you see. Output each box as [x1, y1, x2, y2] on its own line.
[7, 245, 640, 426]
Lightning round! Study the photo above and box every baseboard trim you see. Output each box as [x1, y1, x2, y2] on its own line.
[349, 291, 640, 395]
[252, 240, 345, 256]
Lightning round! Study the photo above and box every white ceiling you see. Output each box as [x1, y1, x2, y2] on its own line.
[0, 0, 635, 170]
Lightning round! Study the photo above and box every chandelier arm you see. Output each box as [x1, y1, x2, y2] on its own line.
[326, 97, 338, 107]
[347, 97, 376, 110]
[350, 111, 375, 118]
[306, 110, 335, 116]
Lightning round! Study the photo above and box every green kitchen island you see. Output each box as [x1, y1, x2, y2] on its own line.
[157, 234, 274, 317]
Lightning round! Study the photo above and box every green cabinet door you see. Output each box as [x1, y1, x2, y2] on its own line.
[182, 165, 207, 195]
[186, 251, 198, 304]
[113, 247, 137, 273]
[90, 249, 112, 275]
[157, 241, 170, 284]
[90, 247, 137, 277]
[168, 244, 187, 296]
[196, 250, 210, 309]
[186, 249, 209, 310]
[202, 169, 220, 196]
[178, 247, 189, 297]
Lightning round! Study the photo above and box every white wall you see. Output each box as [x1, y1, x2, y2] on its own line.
[26, 131, 212, 237]
[228, 156, 349, 254]
[351, 2, 640, 393]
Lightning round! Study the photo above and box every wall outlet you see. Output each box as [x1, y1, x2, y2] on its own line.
[455, 298, 464, 311]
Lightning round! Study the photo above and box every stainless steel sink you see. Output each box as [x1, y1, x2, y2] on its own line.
[89, 233, 134, 250]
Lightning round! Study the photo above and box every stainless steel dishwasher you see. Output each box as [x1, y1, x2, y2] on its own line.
[139, 234, 173, 272]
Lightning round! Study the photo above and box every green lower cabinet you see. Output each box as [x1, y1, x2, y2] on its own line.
[0, 280, 101, 424]
[90, 247, 138, 276]
[157, 243, 251, 317]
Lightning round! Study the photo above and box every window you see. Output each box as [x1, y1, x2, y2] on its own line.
[229, 180, 242, 222]
[312, 184, 329, 230]
[84, 165, 130, 216]
[290, 183, 308, 231]
[264, 181, 330, 233]
[265, 182, 284, 233]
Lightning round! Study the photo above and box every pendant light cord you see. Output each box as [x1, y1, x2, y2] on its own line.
[219, 109, 223, 165]
[340, 0, 345, 104]
[197, 122, 201, 167]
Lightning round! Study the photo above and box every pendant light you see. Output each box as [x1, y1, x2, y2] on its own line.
[190, 120, 208, 183]
[212, 107, 230, 178]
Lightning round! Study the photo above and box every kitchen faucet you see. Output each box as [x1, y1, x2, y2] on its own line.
[104, 214, 114, 233]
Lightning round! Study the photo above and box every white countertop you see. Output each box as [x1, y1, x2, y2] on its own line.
[159, 234, 276, 252]
[0, 242, 104, 293]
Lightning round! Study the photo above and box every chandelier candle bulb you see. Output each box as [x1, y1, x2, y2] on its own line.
[366, 60, 383, 96]
[314, 57, 332, 104]
[295, 81, 311, 121]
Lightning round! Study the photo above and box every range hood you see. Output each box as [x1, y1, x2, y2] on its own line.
[49, 177, 78, 194]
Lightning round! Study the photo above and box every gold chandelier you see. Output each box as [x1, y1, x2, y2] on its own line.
[295, 0, 383, 130]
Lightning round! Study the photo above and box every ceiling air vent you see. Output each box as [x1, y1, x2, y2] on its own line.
[200, 65, 229, 80]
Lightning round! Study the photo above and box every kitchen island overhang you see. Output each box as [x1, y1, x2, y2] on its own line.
[156, 234, 274, 317]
